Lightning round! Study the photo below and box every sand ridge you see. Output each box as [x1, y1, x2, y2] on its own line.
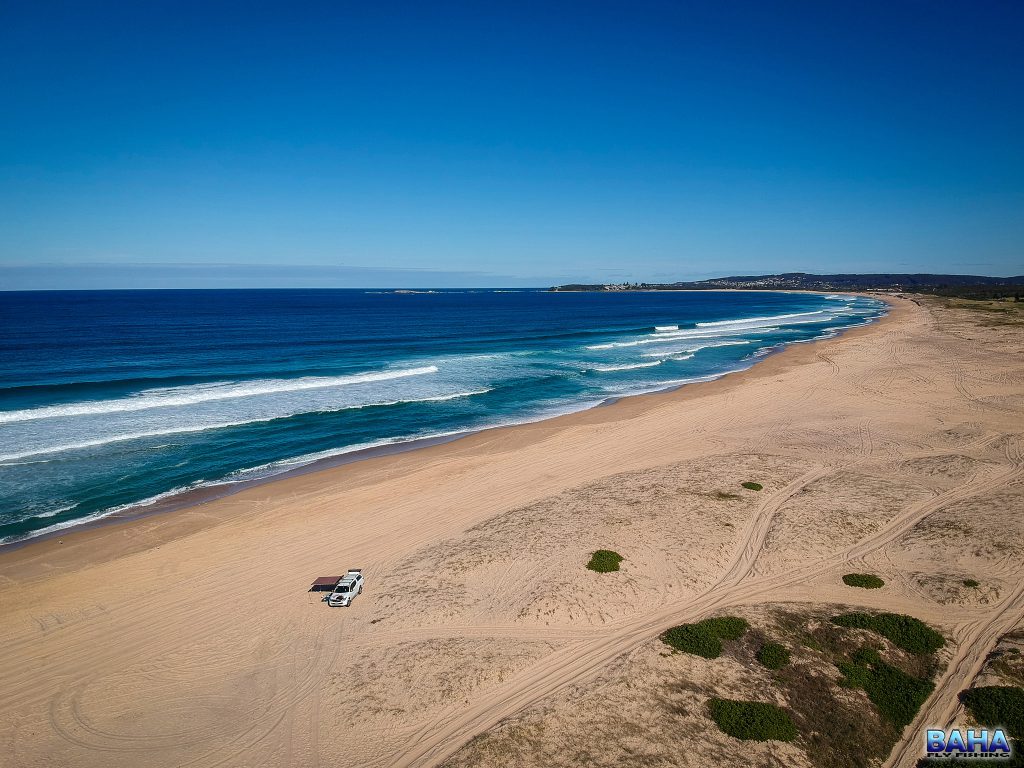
[1, 295, 1022, 767]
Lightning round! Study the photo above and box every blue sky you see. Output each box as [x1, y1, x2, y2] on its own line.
[1, 1, 1022, 288]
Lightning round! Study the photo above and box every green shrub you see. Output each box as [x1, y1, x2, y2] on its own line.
[741, 482, 763, 491]
[831, 612, 945, 654]
[837, 651, 934, 728]
[586, 549, 623, 573]
[758, 642, 791, 670]
[862, 660, 934, 728]
[704, 616, 750, 640]
[959, 686, 1024, 739]
[661, 616, 749, 658]
[963, 579, 980, 588]
[851, 647, 882, 665]
[837, 659, 871, 689]
[842, 573, 885, 589]
[708, 699, 797, 741]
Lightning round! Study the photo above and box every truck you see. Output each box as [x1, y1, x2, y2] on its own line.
[327, 569, 364, 607]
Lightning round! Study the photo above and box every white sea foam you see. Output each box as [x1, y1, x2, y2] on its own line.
[0, 403, 599, 545]
[588, 360, 664, 372]
[599, 372, 730, 397]
[585, 327, 767, 350]
[29, 503, 78, 520]
[640, 340, 752, 357]
[0, 366, 440, 424]
[695, 310, 829, 328]
[654, 324, 679, 332]
[0, 388, 492, 463]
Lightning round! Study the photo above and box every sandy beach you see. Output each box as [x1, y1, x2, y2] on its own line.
[2, 294, 1022, 768]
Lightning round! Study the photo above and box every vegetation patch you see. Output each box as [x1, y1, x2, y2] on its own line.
[585, 549, 623, 573]
[727, 608, 948, 768]
[714, 491, 742, 500]
[661, 616, 749, 659]
[708, 699, 797, 742]
[741, 481, 763, 491]
[842, 573, 885, 589]
[757, 642, 791, 670]
[959, 686, 1024, 740]
[831, 612, 945, 655]
[837, 648, 934, 728]
[963, 578, 980, 588]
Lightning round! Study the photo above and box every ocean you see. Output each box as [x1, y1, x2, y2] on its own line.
[0, 288, 886, 544]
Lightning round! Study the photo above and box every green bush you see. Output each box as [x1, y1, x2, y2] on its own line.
[758, 642, 791, 670]
[837, 651, 934, 728]
[862, 660, 934, 728]
[959, 686, 1024, 740]
[708, 699, 797, 741]
[741, 482, 763, 491]
[851, 647, 882, 665]
[831, 612, 945, 654]
[837, 659, 871, 689]
[963, 579, 980, 588]
[842, 573, 885, 589]
[661, 616, 749, 658]
[586, 549, 623, 573]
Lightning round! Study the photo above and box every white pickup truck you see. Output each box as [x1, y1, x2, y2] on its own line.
[327, 569, 364, 607]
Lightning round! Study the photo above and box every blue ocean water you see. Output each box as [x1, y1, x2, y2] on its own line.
[0, 289, 885, 544]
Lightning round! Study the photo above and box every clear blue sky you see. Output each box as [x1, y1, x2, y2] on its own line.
[1, 1, 1022, 288]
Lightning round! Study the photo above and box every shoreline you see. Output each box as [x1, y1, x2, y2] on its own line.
[0, 292, 899, 572]
[7, 288, 1021, 768]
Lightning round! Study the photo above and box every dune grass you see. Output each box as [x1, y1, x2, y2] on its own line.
[708, 699, 797, 742]
[741, 481, 763, 491]
[661, 616, 749, 659]
[842, 573, 885, 589]
[586, 549, 623, 573]
[963, 578, 980, 588]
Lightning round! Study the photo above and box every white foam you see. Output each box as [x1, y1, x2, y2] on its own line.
[599, 372, 729, 397]
[640, 340, 752, 357]
[585, 327, 766, 350]
[29, 503, 78, 520]
[654, 324, 679, 332]
[0, 388, 492, 462]
[588, 360, 664, 372]
[0, 405, 602, 545]
[696, 310, 830, 328]
[0, 366, 440, 424]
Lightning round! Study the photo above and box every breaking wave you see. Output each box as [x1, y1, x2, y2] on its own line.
[0, 366, 440, 424]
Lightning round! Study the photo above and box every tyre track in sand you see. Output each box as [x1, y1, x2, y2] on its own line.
[381, 438, 1023, 768]
[379, 466, 837, 768]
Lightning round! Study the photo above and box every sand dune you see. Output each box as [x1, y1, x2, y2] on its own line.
[1, 294, 1022, 767]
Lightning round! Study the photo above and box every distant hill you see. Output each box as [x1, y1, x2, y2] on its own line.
[550, 273, 1024, 300]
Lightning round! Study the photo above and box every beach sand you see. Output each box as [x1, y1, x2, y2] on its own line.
[1, 294, 1022, 768]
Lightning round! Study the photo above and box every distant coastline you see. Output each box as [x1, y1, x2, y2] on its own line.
[549, 271, 1024, 300]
